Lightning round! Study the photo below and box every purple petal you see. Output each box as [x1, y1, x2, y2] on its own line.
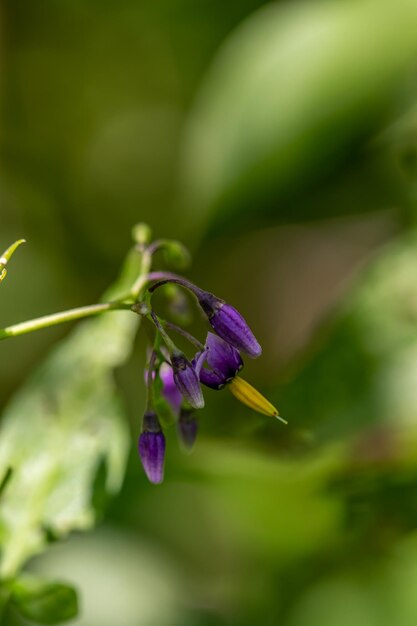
[193, 347, 209, 376]
[199, 367, 226, 390]
[192, 347, 225, 389]
[177, 410, 198, 452]
[138, 431, 166, 484]
[171, 353, 205, 409]
[206, 332, 243, 375]
[196, 333, 243, 389]
[210, 303, 261, 358]
[159, 363, 183, 413]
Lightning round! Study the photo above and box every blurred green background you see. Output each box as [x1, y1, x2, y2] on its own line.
[2, 0, 417, 624]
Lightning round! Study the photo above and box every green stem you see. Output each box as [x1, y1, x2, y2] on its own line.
[164, 320, 204, 350]
[129, 248, 152, 300]
[149, 311, 178, 354]
[0, 238, 154, 341]
[0, 302, 132, 341]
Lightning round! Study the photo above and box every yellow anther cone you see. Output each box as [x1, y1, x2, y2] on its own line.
[229, 376, 287, 423]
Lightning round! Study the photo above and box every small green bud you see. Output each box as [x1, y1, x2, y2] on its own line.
[132, 223, 152, 245]
[164, 284, 193, 325]
[163, 241, 191, 270]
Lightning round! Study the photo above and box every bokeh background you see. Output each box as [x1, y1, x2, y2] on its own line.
[2, 0, 417, 624]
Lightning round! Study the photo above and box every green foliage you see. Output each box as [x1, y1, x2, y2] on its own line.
[0, 250, 142, 579]
[4, 0, 417, 624]
[187, 440, 344, 563]
[183, 0, 417, 228]
[284, 531, 417, 626]
[278, 229, 417, 441]
[10, 576, 78, 625]
[162, 241, 191, 271]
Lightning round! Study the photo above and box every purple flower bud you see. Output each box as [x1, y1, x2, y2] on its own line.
[199, 332, 243, 390]
[198, 294, 261, 358]
[177, 408, 198, 452]
[148, 278, 261, 357]
[138, 411, 165, 484]
[171, 351, 205, 409]
[159, 363, 183, 414]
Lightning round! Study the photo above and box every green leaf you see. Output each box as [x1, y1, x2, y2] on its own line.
[183, 0, 417, 229]
[276, 228, 417, 442]
[0, 249, 142, 577]
[188, 441, 344, 561]
[11, 577, 78, 625]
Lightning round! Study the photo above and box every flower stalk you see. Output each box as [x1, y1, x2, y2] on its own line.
[0, 302, 132, 341]
[0, 224, 286, 486]
[0, 229, 155, 340]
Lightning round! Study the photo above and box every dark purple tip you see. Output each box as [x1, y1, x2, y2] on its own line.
[199, 295, 261, 358]
[198, 333, 243, 389]
[171, 352, 205, 409]
[138, 411, 166, 484]
[138, 431, 166, 484]
[206, 332, 243, 375]
[199, 367, 226, 390]
[177, 408, 198, 452]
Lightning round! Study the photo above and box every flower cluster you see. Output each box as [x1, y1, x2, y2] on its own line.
[133, 239, 286, 484]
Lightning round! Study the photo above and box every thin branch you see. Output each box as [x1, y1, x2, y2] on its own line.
[0, 302, 132, 341]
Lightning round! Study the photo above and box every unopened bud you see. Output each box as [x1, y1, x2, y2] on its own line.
[177, 408, 198, 453]
[132, 223, 152, 246]
[138, 411, 166, 484]
[163, 241, 191, 270]
[164, 284, 193, 325]
[198, 293, 261, 358]
[171, 351, 205, 409]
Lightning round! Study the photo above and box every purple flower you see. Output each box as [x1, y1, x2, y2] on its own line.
[159, 363, 183, 414]
[177, 407, 198, 452]
[198, 293, 261, 358]
[138, 411, 166, 484]
[198, 332, 243, 389]
[171, 351, 205, 409]
[148, 278, 261, 357]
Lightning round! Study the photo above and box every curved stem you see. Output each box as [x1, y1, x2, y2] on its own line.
[122, 271, 200, 304]
[147, 274, 206, 299]
[164, 320, 204, 350]
[0, 302, 132, 341]
[132, 271, 187, 293]
[0, 239, 26, 266]
[147, 239, 171, 255]
[0, 240, 154, 341]
[129, 248, 153, 299]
